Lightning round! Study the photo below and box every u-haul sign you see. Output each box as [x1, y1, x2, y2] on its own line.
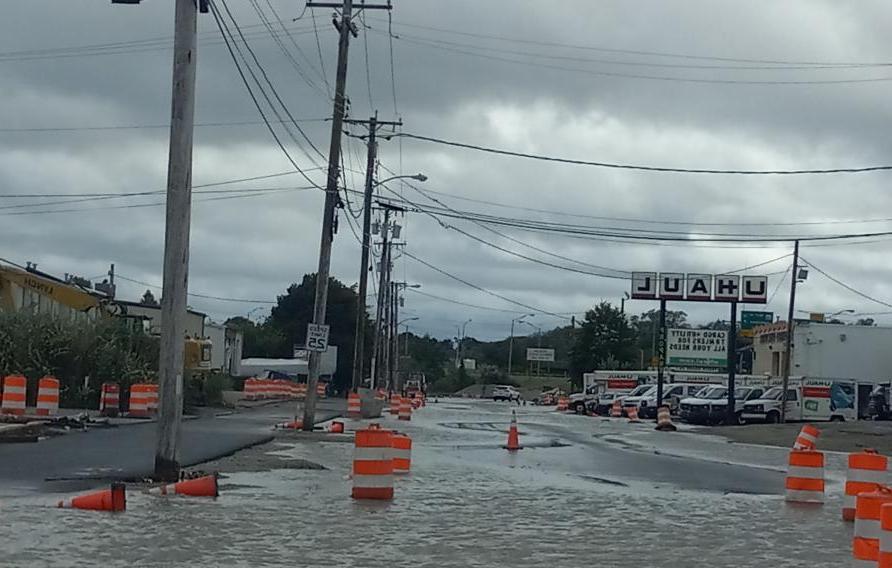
[631, 273, 767, 304]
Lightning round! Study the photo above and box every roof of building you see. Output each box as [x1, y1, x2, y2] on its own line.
[114, 299, 207, 319]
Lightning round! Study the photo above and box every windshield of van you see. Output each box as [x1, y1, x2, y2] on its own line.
[761, 387, 783, 400]
[627, 385, 650, 397]
[701, 387, 728, 399]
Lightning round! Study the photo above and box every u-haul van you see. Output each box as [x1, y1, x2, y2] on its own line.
[741, 377, 857, 423]
[569, 371, 657, 414]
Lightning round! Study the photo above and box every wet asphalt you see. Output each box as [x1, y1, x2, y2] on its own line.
[1, 399, 857, 567]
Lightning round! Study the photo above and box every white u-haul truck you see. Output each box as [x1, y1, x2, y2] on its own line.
[741, 378, 857, 423]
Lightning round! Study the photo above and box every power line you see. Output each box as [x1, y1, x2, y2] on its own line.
[309, 6, 333, 96]
[387, 11, 399, 115]
[767, 263, 793, 306]
[799, 257, 892, 309]
[116, 275, 277, 304]
[390, 33, 892, 86]
[407, 288, 529, 314]
[372, 16, 892, 68]
[398, 132, 892, 175]
[0, 117, 328, 134]
[261, 0, 332, 97]
[209, 0, 326, 190]
[402, 249, 570, 321]
[401, 184, 892, 229]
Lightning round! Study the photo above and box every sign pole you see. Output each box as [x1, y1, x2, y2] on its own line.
[727, 301, 738, 425]
[656, 298, 666, 412]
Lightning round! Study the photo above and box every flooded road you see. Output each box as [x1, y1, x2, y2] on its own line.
[2, 399, 854, 567]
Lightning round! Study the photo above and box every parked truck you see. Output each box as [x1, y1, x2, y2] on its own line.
[741, 378, 857, 423]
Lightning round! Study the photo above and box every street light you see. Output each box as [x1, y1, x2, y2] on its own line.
[398, 317, 419, 358]
[373, 173, 427, 187]
[456, 318, 472, 367]
[507, 314, 535, 378]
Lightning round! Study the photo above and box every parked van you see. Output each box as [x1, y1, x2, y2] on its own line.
[679, 385, 765, 424]
[741, 379, 857, 423]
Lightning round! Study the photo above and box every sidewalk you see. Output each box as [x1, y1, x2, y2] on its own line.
[0, 399, 345, 496]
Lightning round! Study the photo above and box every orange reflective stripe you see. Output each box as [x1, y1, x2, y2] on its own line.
[789, 451, 824, 468]
[852, 453, 889, 470]
[854, 536, 879, 560]
[352, 486, 393, 499]
[353, 460, 393, 475]
[850, 481, 885, 497]
[786, 477, 825, 492]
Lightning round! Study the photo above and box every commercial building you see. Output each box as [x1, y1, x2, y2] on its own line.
[753, 320, 892, 382]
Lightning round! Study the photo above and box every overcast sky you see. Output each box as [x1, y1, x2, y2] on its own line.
[3, 0, 892, 341]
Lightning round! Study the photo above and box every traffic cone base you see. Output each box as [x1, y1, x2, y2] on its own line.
[58, 483, 126, 512]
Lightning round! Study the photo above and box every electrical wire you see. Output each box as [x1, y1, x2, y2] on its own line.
[209, 0, 326, 190]
[389, 33, 892, 86]
[262, 0, 332, 97]
[310, 6, 333, 96]
[116, 275, 277, 304]
[371, 16, 892, 68]
[398, 132, 892, 176]
[402, 249, 571, 321]
[766, 263, 792, 306]
[406, 288, 529, 314]
[360, 12, 374, 112]
[799, 257, 892, 309]
[0, 118, 328, 134]
[387, 11, 398, 115]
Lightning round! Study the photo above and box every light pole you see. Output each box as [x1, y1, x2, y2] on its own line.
[621, 291, 630, 314]
[397, 317, 419, 360]
[353, 173, 426, 392]
[458, 318, 472, 367]
[507, 314, 534, 378]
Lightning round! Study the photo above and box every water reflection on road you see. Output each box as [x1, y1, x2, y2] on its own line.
[2, 399, 853, 567]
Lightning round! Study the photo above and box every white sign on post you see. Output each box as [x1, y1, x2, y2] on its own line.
[667, 329, 728, 368]
[306, 323, 330, 352]
[526, 348, 556, 362]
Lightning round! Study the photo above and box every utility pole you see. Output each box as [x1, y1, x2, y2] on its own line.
[781, 240, 800, 423]
[347, 115, 402, 392]
[370, 206, 392, 390]
[301, 0, 392, 431]
[155, 0, 199, 481]
[390, 281, 399, 389]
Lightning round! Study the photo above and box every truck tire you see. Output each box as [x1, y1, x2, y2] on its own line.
[766, 411, 780, 424]
[573, 402, 586, 414]
[830, 415, 845, 422]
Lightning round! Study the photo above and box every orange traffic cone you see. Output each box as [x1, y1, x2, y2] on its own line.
[151, 474, 219, 498]
[329, 421, 345, 433]
[504, 410, 522, 451]
[277, 419, 304, 429]
[57, 482, 126, 512]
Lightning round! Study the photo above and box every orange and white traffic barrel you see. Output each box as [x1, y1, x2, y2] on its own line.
[557, 396, 568, 411]
[626, 405, 640, 423]
[390, 394, 400, 416]
[352, 425, 394, 500]
[35, 376, 60, 416]
[879, 502, 892, 568]
[296, 382, 307, 399]
[376, 388, 387, 401]
[654, 405, 677, 431]
[844, 450, 889, 521]
[128, 384, 150, 418]
[854, 487, 892, 566]
[316, 382, 326, 398]
[99, 382, 120, 417]
[392, 432, 412, 474]
[793, 424, 820, 451]
[347, 392, 362, 419]
[610, 399, 622, 418]
[785, 449, 824, 504]
[398, 396, 412, 421]
[1, 375, 27, 415]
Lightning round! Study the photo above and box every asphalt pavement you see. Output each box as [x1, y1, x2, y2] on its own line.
[0, 398, 345, 495]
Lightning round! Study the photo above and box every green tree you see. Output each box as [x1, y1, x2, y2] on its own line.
[263, 274, 371, 392]
[569, 302, 637, 385]
[224, 316, 287, 359]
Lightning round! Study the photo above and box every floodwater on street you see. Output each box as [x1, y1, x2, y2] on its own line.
[2, 399, 854, 567]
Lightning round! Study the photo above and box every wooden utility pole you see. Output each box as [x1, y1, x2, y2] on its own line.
[781, 240, 800, 423]
[370, 206, 391, 390]
[302, 0, 392, 431]
[347, 115, 402, 392]
[155, 0, 199, 482]
[390, 281, 399, 389]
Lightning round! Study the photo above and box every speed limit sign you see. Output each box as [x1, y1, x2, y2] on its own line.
[306, 323, 330, 352]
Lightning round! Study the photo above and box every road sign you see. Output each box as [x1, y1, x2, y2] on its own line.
[741, 311, 774, 337]
[306, 323, 330, 352]
[666, 329, 728, 368]
[526, 348, 555, 362]
[630, 273, 767, 303]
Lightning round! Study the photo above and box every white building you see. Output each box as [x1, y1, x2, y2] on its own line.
[753, 321, 892, 382]
[206, 321, 244, 376]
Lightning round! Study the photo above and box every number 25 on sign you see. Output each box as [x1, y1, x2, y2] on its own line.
[306, 323, 330, 352]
